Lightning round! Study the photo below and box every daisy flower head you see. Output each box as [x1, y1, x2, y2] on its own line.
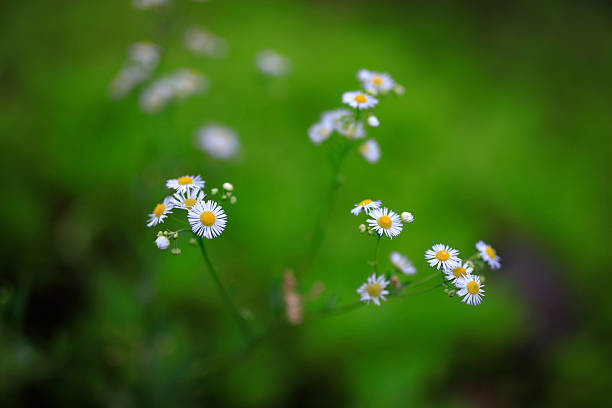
[320, 108, 351, 128]
[188, 200, 227, 239]
[308, 121, 333, 145]
[184, 27, 229, 59]
[171, 68, 208, 99]
[197, 124, 240, 159]
[129, 41, 161, 69]
[350, 199, 382, 216]
[358, 139, 381, 163]
[139, 77, 174, 114]
[476, 240, 501, 270]
[390, 252, 416, 275]
[425, 244, 460, 270]
[342, 90, 378, 110]
[455, 274, 485, 306]
[172, 189, 206, 210]
[443, 260, 474, 284]
[357, 69, 395, 95]
[166, 175, 205, 194]
[147, 196, 174, 227]
[367, 207, 403, 238]
[155, 235, 170, 250]
[357, 273, 390, 306]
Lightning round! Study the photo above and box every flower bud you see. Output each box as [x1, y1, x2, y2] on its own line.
[211, 188, 219, 195]
[447, 289, 456, 297]
[222, 182, 234, 192]
[367, 115, 379, 127]
[390, 275, 401, 288]
[400, 212, 414, 223]
[170, 248, 182, 256]
[367, 229, 376, 236]
[394, 84, 405, 95]
[155, 236, 170, 250]
[189, 237, 197, 246]
[358, 224, 366, 233]
[221, 194, 227, 200]
[479, 275, 486, 284]
[465, 260, 475, 269]
[230, 196, 237, 205]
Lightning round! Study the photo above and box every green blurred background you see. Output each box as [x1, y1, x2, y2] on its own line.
[2, 0, 612, 406]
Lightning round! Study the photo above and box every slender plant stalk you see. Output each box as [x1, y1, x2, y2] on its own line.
[196, 236, 252, 341]
[373, 235, 381, 272]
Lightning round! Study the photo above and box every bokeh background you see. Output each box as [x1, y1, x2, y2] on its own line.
[2, 0, 612, 406]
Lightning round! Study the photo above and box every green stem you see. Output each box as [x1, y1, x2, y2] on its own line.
[373, 235, 381, 273]
[196, 237, 251, 341]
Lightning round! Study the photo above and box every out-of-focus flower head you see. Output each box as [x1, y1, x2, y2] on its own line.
[256, 49, 291, 77]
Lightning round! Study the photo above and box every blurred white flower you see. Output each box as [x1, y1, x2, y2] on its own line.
[342, 91, 378, 110]
[184, 28, 229, 58]
[357, 69, 395, 95]
[256, 49, 291, 77]
[400, 212, 414, 223]
[390, 252, 416, 275]
[109, 42, 161, 100]
[358, 139, 381, 163]
[197, 124, 240, 159]
[337, 119, 366, 140]
[133, 0, 171, 9]
[129, 42, 161, 69]
[308, 121, 333, 145]
[139, 69, 207, 114]
[367, 115, 380, 127]
[171, 68, 208, 99]
[476, 240, 501, 270]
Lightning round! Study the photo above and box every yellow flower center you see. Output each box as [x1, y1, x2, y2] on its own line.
[372, 76, 382, 85]
[153, 204, 165, 217]
[436, 250, 450, 261]
[200, 211, 216, 226]
[354, 94, 367, 103]
[486, 246, 496, 259]
[366, 283, 382, 297]
[359, 199, 372, 207]
[467, 281, 479, 295]
[359, 143, 369, 153]
[183, 198, 197, 208]
[377, 215, 392, 229]
[178, 176, 193, 185]
[452, 266, 466, 278]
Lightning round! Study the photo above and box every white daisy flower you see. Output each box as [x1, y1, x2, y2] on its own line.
[183, 27, 228, 58]
[443, 260, 474, 284]
[256, 49, 291, 77]
[155, 236, 170, 250]
[171, 189, 206, 210]
[308, 121, 333, 145]
[336, 119, 366, 140]
[455, 274, 485, 306]
[166, 175, 205, 193]
[425, 244, 460, 270]
[357, 69, 395, 95]
[188, 200, 227, 239]
[139, 77, 174, 114]
[357, 273, 390, 306]
[147, 197, 174, 227]
[129, 41, 161, 69]
[171, 68, 207, 99]
[400, 212, 414, 223]
[358, 139, 381, 163]
[350, 199, 382, 216]
[390, 252, 416, 275]
[197, 124, 240, 159]
[342, 91, 378, 110]
[367, 207, 403, 238]
[476, 240, 501, 270]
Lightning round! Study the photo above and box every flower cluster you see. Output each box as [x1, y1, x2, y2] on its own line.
[109, 42, 161, 100]
[184, 27, 229, 59]
[352, 199, 414, 239]
[308, 69, 404, 164]
[147, 176, 237, 251]
[139, 68, 208, 114]
[424, 240, 502, 306]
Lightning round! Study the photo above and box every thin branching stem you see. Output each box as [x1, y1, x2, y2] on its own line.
[196, 236, 252, 341]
